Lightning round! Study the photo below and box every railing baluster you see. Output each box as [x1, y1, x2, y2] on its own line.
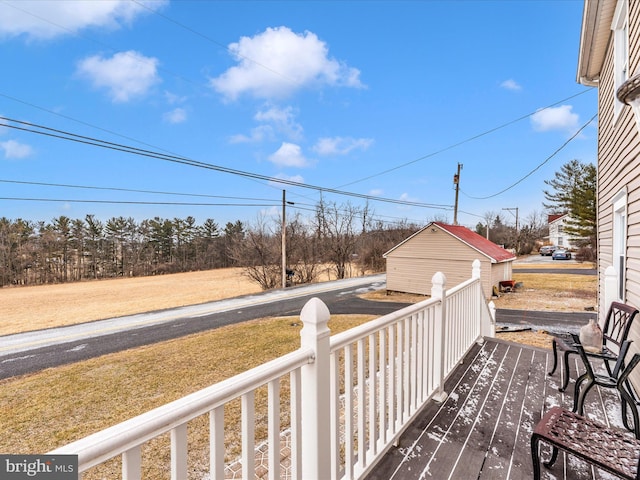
[171, 424, 188, 480]
[368, 333, 377, 462]
[268, 379, 280, 480]
[122, 445, 141, 480]
[378, 328, 387, 448]
[329, 351, 339, 479]
[345, 344, 354, 478]
[290, 369, 302, 480]
[241, 392, 255, 480]
[416, 311, 424, 405]
[410, 313, 418, 411]
[209, 406, 224, 480]
[403, 318, 411, 422]
[388, 324, 396, 437]
[395, 321, 403, 430]
[357, 338, 366, 470]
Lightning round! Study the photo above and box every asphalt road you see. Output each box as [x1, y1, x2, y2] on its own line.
[0, 271, 595, 380]
[0, 275, 405, 379]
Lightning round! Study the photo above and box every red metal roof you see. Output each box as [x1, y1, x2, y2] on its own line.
[547, 213, 567, 223]
[434, 222, 516, 263]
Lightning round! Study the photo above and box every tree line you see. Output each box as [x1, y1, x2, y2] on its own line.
[0, 159, 596, 289]
[0, 201, 423, 289]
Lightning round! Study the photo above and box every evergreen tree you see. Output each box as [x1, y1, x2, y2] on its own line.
[543, 159, 596, 248]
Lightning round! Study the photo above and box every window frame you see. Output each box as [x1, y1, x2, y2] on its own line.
[613, 0, 629, 121]
[612, 188, 628, 301]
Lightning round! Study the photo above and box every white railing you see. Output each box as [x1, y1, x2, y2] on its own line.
[50, 259, 495, 480]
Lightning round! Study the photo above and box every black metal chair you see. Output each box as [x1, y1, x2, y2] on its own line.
[570, 333, 640, 435]
[548, 301, 639, 392]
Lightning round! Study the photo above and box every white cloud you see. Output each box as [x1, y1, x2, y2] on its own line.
[76, 50, 160, 102]
[230, 125, 274, 144]
[255, 105, 303, 140]
[211, 26, 364, 100]
[313, 136, 374, 156]
[0, 1, 168, 40]
[1, 139, 34, 159]
[500, 79, 522, 91]
[230, 105, 302, 143]
[270, 172, 305, 186]
[531, 105, 579, 132]
[268, 142, 312, 167]
[369, 188, 383, 196]
[164, 91, 187, 105]
[163, 108, 187, 124]
[396, 192, 420, 210]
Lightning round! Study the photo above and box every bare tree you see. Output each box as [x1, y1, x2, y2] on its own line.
[314, 200, 361, 280]
[234, 215, 281, 290]
[286, 213, 320, 284]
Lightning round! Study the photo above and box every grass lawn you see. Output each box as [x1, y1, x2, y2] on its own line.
[0, 314, 375, 479]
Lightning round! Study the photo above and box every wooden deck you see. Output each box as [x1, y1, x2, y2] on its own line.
[366, 337, 635, 480]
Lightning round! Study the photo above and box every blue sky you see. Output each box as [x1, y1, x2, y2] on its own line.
[0, 0, 596, 231]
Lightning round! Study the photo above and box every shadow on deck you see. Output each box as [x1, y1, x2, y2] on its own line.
[366, 337, 632, 480]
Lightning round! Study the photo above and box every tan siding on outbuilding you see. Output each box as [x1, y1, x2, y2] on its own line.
[385, 224, 512, 299]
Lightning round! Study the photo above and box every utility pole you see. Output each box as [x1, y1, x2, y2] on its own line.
[453, 163, 463, 225]
[282, 190, 287, 288]
[282, 190, 294, 288]
[502, 207, 519, 251]
[502, 207, 519, 233]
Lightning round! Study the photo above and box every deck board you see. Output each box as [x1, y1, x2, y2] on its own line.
[366, 338, 636, 480]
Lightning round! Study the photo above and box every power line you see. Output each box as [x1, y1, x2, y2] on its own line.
[0, 116, 453, 210]
[460, 113, 597, 200]
[0, 197, 277, 207]
[0, 178, 277, 202]
[337, 89, 595, 189]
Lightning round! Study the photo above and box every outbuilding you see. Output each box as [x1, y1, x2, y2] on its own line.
[383, 222, 516, 298]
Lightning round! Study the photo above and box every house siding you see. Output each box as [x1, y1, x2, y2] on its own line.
[385, 225, 508, 298]
[594, 0, 640, 385]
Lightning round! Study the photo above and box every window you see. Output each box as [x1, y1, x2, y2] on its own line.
[613, 0, 629, 120]
[613, 189, 627, 301]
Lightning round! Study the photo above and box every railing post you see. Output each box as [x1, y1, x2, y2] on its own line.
[472, 259, 495, 339]
[604, 265, 617, 324]
[472, 258, 481, 281]
[299, 298, 331, 480]
[431, 272, 448, 403]
[486, 301, 496, 338]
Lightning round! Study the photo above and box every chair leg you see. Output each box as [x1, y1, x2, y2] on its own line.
[620, 380, 640, 438]
[574, 378, 594, 416]
[531, 435, 542, 480]
[548, 339, 558, 376]
[559, 350, 573, 392]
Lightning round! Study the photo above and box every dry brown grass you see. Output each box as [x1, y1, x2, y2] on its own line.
[0, 265, 357, 336]
[0, 268, 263, 336]
[0, 314, 375, 478]
[492, 271, 597, 312]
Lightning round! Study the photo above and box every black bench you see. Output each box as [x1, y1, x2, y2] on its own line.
[531, 406, 640, 479]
